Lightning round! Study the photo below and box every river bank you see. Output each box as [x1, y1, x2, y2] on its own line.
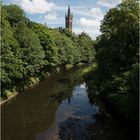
[1, 64, 95, 105]
[1, 65, 133, 140]
[84, 69, 139, 140]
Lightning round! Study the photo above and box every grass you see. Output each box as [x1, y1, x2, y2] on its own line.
[81, 63, 97, 75]
[65, 64, 73, 69]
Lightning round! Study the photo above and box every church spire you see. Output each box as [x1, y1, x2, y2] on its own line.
[68, 5, 71, 16]
[65, 5, 73, 32]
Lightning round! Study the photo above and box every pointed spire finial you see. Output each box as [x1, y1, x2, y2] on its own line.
[65, 5, 73, 32]
[68, 5, 71, 16]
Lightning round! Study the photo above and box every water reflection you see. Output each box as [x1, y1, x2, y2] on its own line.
[1, 66, 132, 140]
[37, 82, 98, 140]
[1, 67, 89, 140]
[68, 95, 71, 105]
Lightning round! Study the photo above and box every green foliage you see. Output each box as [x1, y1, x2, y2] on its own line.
[51, 29, 95, 65]
[3, 4, 28, 27]
[78, 32, 95, 63]
[65, 64, 73, 69]
[90, 0, 139, 124]
[31, 23, 59, 70]
[81, 63, 97, 75]
[1, 4, 95, 99]
[1, 7, 23, 97]
[50, 29, 78, 65]
[14, 22, 45, 76]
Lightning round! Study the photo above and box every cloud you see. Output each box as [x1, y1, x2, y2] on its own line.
[44, 13, 57, 21]
[54, 6, 67, 11]
[76, 17, 101, 39]
[89, 7, 104, 21]
[80, 18, 100, 28]
[73, 6, 104, 39]
[74, 27, 101, 40]
[75, 0, 123, 39]
[72, 6, 104, 22]
[43, 14, 64, 25]
[54, 6, 104, 21]
[20, 0, 55, 14]
[97, 0, 122, 8]
[89, 7, 102, 15]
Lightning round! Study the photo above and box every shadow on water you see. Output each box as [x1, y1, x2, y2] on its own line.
[1, 66, 85, 140]
[1, 66, 136, 140]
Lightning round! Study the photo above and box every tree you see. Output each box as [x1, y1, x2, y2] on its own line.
[93, 0, 139, 123]
[31, 23, 59, 70]
[99, 0, 139, 72]
[78, 32, 95, 63]
[1, 7, 23, 97]
[14, 22, 45, 76]
[3, 4, 28, 27]
[1, 4, 96, 99]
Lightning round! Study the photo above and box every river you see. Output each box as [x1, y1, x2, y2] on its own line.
[1, 66, 134, 140]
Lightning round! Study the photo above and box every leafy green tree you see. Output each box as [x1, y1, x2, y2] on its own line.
[92, 0, 139, 123]
[1, 7, 23, 98]
[1, 4, 96, 99]
[31, 23, 59, 70]
[14, 22, 45, 77]
[78, 32, 95, 63]
[51, 29, 80, 65]
[99, 0, 139, 73]
[3, 4, 28, 27]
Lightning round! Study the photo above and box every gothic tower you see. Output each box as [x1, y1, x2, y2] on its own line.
[65, 5, 73, 32]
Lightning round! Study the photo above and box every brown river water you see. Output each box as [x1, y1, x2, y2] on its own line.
[1, 66, 137, 140]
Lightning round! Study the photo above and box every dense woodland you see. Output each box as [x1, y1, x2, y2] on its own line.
[1, 4, 95, 99]
[1, 0, 139, 129]
[86, 0, 139, 125]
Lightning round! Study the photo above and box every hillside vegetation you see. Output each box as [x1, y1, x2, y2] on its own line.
[1, 4, 95, 99]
